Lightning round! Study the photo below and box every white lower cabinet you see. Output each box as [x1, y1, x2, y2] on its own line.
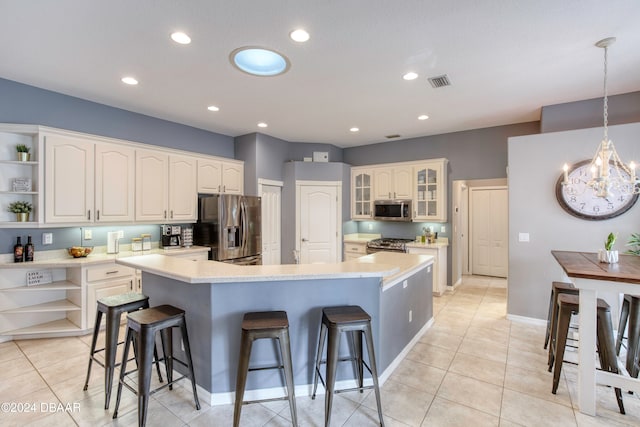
[406, 245, 448, 296]
[343, 242, 367, 260]
[85, 263, 136, 326]
[0, 266, 83, 338]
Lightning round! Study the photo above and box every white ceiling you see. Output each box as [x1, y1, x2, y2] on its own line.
[1, 1, 639, 148]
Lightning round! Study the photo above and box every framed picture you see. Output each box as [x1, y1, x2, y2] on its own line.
[12, 177, 32, 192]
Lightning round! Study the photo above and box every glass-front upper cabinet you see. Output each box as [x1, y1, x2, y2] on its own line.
[414, 159, 448, 222]
[351, 168, 373, 219]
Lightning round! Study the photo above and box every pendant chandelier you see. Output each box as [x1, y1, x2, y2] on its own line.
[562, 37, 639, 198]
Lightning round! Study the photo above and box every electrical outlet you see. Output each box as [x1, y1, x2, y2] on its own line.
[84, 229, 92, 240]
[402, 280, 408, 289]
[440, 225, 446, 233]
[42, 233, 53, 245]
[409, 310, 413, 322]
[368, 223, 373, 231]
[117, 230, 124, 239]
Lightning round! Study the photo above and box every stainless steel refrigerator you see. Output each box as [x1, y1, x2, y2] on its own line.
[194, 194, 262, 264]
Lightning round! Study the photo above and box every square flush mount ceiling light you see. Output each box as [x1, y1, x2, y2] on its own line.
[230, 47, 290, 76]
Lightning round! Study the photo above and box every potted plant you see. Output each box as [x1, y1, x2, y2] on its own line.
[16, 144, 31, 161]
[627, 233, 640, 256]
[7, 201, 33, 222]
[598, 232, 619, 263]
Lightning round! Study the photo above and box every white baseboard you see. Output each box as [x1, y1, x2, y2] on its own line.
[506, 313, 546, 326]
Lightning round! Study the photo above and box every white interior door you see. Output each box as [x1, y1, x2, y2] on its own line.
[259, 180, 282, 265]
[297, 182, 341, 264]
[471, 187, 508, 277]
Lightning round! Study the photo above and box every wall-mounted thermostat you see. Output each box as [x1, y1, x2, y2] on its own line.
[313, 151, 329, 162]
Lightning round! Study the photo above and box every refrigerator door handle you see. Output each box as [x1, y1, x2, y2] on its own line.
[240, 198, 248, 250]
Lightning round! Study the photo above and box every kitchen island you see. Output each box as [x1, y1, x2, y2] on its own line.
[115, 252, 434, 404]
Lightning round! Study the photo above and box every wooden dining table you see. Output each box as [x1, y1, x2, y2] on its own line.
[551, 250, 640, 416]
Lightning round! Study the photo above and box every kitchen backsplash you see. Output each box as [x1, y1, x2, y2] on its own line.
[0, 225, 163, 255]
[346, 220, 451, 241]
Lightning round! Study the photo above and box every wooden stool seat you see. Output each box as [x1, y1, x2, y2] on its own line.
[83, 292, 163, 409]
[234, 311, 297, 427]
[112, 305, 200, 427]
[544, 281, 578, 350]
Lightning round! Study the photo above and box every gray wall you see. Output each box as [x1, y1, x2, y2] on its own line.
[507, 122, 640, 320]
[282, 162, 351, 264]
[0, 78, 234, 157]
[344, 121, 540, 285]
[235, 133, 259, 196]
[541, 91, 640, 134]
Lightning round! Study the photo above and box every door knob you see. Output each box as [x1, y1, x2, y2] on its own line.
[301, 238, 308, 242]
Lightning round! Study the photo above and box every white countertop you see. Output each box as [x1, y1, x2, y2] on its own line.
[405, 241, 449, 249]
[115, 251, 433, 285]
[0, 246, 210, 269]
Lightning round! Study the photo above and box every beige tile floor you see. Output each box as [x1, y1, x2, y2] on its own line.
[2, 275, 640, 426]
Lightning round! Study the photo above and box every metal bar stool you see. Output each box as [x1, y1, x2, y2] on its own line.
[550, 293, 625, 414]
[544, 281, 578, 350]
[112, 305, 200, 427]
[83, 292, 163, 409]
[233, 311, 297, 427]
[311, 305, 384, 427]
[615, 294, 640, 378]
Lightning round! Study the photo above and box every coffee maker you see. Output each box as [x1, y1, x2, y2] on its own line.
[160, 225, 182, 248]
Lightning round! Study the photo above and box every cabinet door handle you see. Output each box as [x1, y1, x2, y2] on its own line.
[87, 210, 91, 220]
[170, 210, 174, 219]
[218, 185, 221, 192]
[223, 185, 226, 192]
[164, 210, 167, 219]
[96, 210, 100, 221]
[130, 280, 133, 291]
[105, 270, 119, 274]
[394, 192, 396, 199]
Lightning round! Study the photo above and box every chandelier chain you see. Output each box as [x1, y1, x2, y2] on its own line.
[603, 44, 609, 140]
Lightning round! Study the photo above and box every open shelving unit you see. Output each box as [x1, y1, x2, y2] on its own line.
[0, 267, 84, 339]
[0, 125, 43, 227]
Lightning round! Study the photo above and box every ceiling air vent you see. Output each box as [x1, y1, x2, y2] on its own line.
[428, 74, 451, 88]
[385, 134, 401, 139]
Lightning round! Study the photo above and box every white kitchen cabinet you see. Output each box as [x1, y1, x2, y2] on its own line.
[343, 241, 367, 260]
[136, 150, 197, 222]
[0, 125, 42, 227]
[414, 159, 448, 222]
[95, 143, 135, 222]
[373, 166, 412, 200]
[407, 244, 448, 295]
[135, 149, 169, 222]
[0, 266, 83, 339]
[197, 158, 244, 194]
[169, 155, 197, 221]
[44, 133, 94, 223]
[351, 168, 373, 219]
[85, 263, 136, 326]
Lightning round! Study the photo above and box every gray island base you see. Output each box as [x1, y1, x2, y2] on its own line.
[115, 252, 434, 405]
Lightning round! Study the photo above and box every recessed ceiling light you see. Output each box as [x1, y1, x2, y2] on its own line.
[121, 76, 138, 85]
[418, 115, 429, 120]
[258, 122, 268, 128]
[290, 29, 310, 42]
[403, 72, 418, 81]
[230, 47, 290, 77]
[207, 105, 220, 112]
[171, 32, 191, 45]
[350, 127, 360, 132]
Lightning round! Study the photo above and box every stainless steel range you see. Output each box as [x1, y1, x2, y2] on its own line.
[366, 238, 414, 254]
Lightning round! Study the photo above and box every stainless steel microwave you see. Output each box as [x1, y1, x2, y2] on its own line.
[373, 200, 413, 221]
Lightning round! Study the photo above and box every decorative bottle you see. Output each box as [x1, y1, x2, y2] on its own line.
[14, 236, 24, 263]
[25, 235, 34, 262]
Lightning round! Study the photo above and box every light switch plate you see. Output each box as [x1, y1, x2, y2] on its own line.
[519, 233, 530, 242]
[42, 233, 53, 245]
[84, 229, 92, 240]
